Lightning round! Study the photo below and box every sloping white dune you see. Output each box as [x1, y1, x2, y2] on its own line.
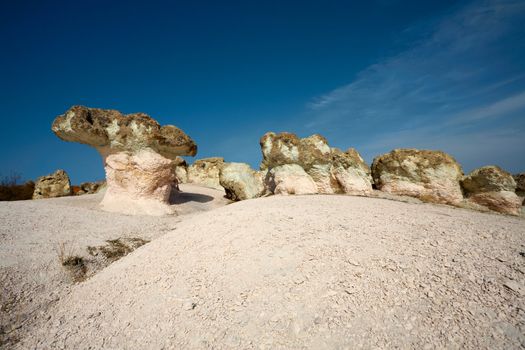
[18, 194, 524, 349]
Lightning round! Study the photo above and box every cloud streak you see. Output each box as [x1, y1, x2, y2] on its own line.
[303, 0, 525, 172]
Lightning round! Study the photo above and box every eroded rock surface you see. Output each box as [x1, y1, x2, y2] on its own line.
[52, 106, 197, 215]
[33, 170, 71, 199]
[260, 132, 372, 195]
[73, 181, 105, 195]
[172, 157, 188, 184]
[513, 173, 525, 205]
[265, 164, 318, 195]
[187, 157, 224, 190]
[371, 149, 463, 205]
[219, 163, 265, 201]
[462, 166, 521, 215]
[100, 150, 175, 215]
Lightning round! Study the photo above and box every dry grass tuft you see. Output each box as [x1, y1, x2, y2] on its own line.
[87, 237, 150, 262]
[56, 242, 87, 282]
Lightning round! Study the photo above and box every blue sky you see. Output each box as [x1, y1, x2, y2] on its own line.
[1, 0, 524, 184]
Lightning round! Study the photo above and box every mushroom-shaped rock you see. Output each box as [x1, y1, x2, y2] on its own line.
[219, 163, 265, 201]
[371, 149, 463, 205]
[33, 169, 71, 199]
[187, 157, 225, 190]
[259, 132, 372, 195]
[52, 106, 197, 215]
[462, 166, 521, 215]
[265, 164, 318, 195]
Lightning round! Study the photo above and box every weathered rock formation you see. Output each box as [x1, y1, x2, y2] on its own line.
[260, 132, 372, 195]
[265, 164, 318, 195]
[80, 181, 105, 194]
[462, 166, 521, 215]
[52, 106, 197, 215]
[33, 170, 71, 199]
[72, 181, 105, 195]
[172, 157, 188, 184]
[219, 163, 265, 201]
[371, 149, 463, 205]
[514, 173, 525, 205]
[187, 157, 224, 190]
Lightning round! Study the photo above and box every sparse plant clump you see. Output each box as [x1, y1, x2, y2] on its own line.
[61, 256, 87, 282]
[56, 242, 87, 282]
[87, 237, 150, 262]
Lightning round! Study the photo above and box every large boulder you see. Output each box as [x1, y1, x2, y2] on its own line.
[462, 166, 521, 215]
[219, 163, 265, 201]
[265, 164, 317, 195]
[187, 157, 224, 190]
[259, 132, 372, 195]
[52, 106, 197, 215]
[33, 169, 71, 199]
[371, 149, 463, 205]
[514, 173, 525, 204]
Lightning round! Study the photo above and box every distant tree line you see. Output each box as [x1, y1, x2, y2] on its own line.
[0, 172, 35, 201]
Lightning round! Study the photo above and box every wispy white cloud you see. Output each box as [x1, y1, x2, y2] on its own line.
[302, 0, 525, 172]
[446, 90, 525, 126]
[306, 0, 525, 125]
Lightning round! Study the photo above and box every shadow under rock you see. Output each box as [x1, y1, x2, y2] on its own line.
[169, 189, 215, 204]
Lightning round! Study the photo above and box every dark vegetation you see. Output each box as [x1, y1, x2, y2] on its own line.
[0, 172, 34, 201]
[88, 237, 150, 262]
[57, 238, 150, 284]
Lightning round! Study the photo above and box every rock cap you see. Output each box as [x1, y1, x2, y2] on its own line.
[52, 105, 197, 159]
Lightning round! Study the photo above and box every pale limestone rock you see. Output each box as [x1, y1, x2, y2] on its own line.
[371, 149, 463, 205]
[265, 164, 317, 195]
[33, 170, 71, 199]
[219, 163, 265, 201]
[187, 157, 224, 190]
[259, 132, 372, 195]
[100, 150, 175, 215]
[331, 148, 373, 195]
[52, 106, 197, 215]
[173, 157, 188, 183]
[462, 166, 521, 215]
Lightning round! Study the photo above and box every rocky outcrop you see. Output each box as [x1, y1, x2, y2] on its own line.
[371, 149, 463, 205]
[219, 163, 265, 201]
[265, 164, 318, 195]
[462, 166, 521, 215]
[81, 181, 105, 194]
[172, 157, 188, 183]
[187, 157, 224, 190]
[52, 106, 197, 215]
[72, 181, 105, 195]
[331, 148, 374, 195]
[259, 132, 372, 195]
[514, 173, 525, 204]
[33, 170, 71, 199]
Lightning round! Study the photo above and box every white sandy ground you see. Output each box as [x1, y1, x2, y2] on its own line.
[1, 187, 524, 349]
[0, 184, 229, 347]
